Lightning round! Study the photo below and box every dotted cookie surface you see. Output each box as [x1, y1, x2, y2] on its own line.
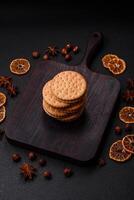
[51, 71, 87, 101]
[42, 80, 69, 108]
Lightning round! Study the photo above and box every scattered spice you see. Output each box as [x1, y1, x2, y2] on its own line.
[43, 54, 49, 61]
[73, 46, 79, 54]
[0, 76, 12, 88]
[64, 167, 73, 177]
[20, 163, 36, 180]
[7, 85, 18, 97]
[65, 54, 72, 62]
[125, 124, 132, 132]
[61, 48, 67, 56]
[65, 43, 73, 52]
[127, 79, 134, 89]
[98, 158, 106, 167]
[32, 51, 40, 59]
[0, 76, 18, 97]
[28, 152, 37, 161]
[123, 90, 134, 103]
[31, 43, 80, 62]
[43, 171, 52, 179]
[38, 159, 47, 167]
[45, 46, 59, 57]
[114, 126, 122, 134]
[12, 153, 21, 162]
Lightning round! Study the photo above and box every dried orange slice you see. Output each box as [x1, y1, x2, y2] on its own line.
[0, 92, 6, 107]
[102, 54, 118, 68]
[108, 58, 126, 75]
[0, 106, 6, 123]
[119, 106, 134, 123]
[10, 58, 30, 75]
[122, 135, 134, 154]
[109, 140, 131, 162]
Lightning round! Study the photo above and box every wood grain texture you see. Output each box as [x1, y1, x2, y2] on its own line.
[5, 32, 120, 164]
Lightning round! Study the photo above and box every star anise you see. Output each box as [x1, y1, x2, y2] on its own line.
[7, 84, 18, 97]
[127, 79, 134, 89]
[0, 76, 12, 87]
[20, 163, 36, 180]
[0, 76, 18, 97]
[123, 89, 134, 103]
[45, 46, 59, 57]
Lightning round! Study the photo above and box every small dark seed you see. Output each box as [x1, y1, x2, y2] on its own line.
[61, 48, 67, 56]
[114, 126, 122, 134]
[28, 152, 37, 161]
[43, 54, 49, 60]
[32, 51, 40, 59]
[43, 171, 52, 179]
[66, 43, 72, 52]
[64, 168, 73, 177]
[73, 46, 79, 54]
[65, 54, 72, 62]
[12, 153, 21, 162]
[38, 159, 47, 166]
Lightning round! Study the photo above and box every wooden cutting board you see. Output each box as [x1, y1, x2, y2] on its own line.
[5, 32, 120, 164]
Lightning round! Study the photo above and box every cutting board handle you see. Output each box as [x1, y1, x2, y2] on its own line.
[81, 32, 103, 67]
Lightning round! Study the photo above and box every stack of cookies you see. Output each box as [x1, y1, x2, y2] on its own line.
[42, 71, 87, 122]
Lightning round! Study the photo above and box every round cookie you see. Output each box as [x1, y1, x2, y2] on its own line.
[43, 100, 71, 118]
[56, 92, 87, 104]
[43, 101, 84, 122]
[43, 100, 85, 114]
[43, 106, 63, 119]
[42, 80, 69, 108]
[51, 71, 87, 102]
[58, 108, 84, 122]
